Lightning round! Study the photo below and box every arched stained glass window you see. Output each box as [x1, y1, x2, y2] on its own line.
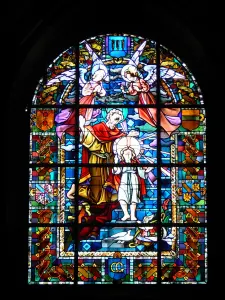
[28, 33, 207, 284]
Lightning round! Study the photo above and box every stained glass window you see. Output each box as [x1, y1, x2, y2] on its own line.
[28, 34, 207, 284]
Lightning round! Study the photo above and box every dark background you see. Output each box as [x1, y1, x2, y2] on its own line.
[5, 0, 222, 296]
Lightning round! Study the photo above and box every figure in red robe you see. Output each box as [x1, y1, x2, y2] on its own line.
[121, 65, 182, 146]
[55, 69, 107, 140]
[120, 40, 184, 146]
[68, 110, 126, 240]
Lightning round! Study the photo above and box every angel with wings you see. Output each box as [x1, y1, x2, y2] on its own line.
[120, 40, 185, 146]
[47, 43, 109, 140]
[79, 43, 109, 121]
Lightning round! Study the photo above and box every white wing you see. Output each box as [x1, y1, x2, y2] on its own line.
[160, 67, 185, 80]
[129, 40, 146, 66]
[85, 42, 109, 82]
[110, 231, 127, 238]
[114, 235, 134, 242]
[143, 65, 185, 85]
[46, 69, 75, 86]
[113, 230, 133, 241]
[143, 65, 157, 85]
[85, 43, 98, 64]
[110, 230, 131, 239]
[79, 68, 87, 87]
[46, 67, 88, 88]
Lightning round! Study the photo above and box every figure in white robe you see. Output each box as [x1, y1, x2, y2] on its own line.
[113, 135, 150, 221]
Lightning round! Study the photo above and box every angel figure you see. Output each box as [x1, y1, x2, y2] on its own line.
[79, 43, 109, 121]
[112, 133, 151, 221]
[46, 42, 109, 141]
[120, 40, 185, 146]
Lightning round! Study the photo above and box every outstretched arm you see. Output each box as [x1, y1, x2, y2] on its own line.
[79, 115, 103, 151]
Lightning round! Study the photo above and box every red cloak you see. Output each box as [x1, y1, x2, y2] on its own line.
[79, 122, 125, 184]
[78, 122, 125, 240]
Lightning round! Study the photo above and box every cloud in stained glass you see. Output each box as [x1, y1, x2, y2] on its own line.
[28, 34, 207, 285]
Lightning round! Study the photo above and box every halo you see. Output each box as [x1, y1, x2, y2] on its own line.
[115, 136, 141, 157]
[121, 64, 143, 82]
[85, 42, 110, 82]
[92, 64, 109, 82]
[121, 64, 137, 82]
